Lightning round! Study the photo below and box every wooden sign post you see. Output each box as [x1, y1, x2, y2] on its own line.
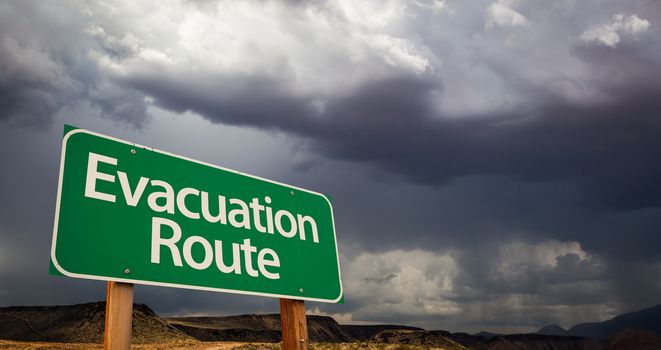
[280, 298, 309, 350]
[104, 281, 134, 350]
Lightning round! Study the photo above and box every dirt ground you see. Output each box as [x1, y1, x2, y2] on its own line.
[0, 340, 449, 350]
[0, 340, 248, 350]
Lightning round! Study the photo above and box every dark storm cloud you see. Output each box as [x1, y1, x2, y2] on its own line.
[453, 248, 606, 298]
[70, 1, 658, 213]
[123, 58, 661, 212]
[0, 2, 80, 128]
[125, 73, 316, 131]
[3, 0, 659, 210]
[0, 2, 149, 128]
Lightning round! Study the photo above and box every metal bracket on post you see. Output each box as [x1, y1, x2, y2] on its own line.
[280, 298, 308, 350]
[104, 281, 134, 350]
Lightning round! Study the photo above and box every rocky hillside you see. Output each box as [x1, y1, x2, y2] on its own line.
[533, 304, 661, 340]
[371, 329, 472, 350]
[536, 324, 569, 336]
[476, 330, 661, 350]
[167, 314, 424, 343]
[477, 334, 602, 350]
[168, 314, 355, 342]
[374, 329, 661, 349]
[341, 324, 423, 340]
[2, 302, 659, 349]
[0, 302, 419, 344]
[0, 302, 192, 343]
[566, 304, 661, 340]
[605, 329, 661, 350]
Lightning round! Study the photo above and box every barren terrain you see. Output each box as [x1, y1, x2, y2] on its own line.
[0, 340, 452, 350]
[2, 302, 660, 349]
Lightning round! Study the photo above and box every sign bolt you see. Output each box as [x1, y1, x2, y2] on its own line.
[290, 191, 295, 196]
[124, 268, 131, 275]
[130, 149, 136, 155]
[299, 288, 304, 293]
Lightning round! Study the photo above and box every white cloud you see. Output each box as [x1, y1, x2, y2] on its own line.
[366, 34, 430, 73]
[335, 0, 406, 31]
[85, 25, 141, 57]
[86, 0, 431, 99]
[619, 14, 651, 35]
[485, 0, 529, 28]
[581, 14, 650, 47]
[414, 0, 447, 14]
[339, 239, 609, 327]
[25, 0, 651, 127]
[344, 249, 461, 317]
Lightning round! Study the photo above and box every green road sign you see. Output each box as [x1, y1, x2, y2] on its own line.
[50, 126, 342, 303]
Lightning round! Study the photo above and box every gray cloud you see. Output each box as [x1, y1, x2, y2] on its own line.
[330, 239, 640, 332]
[80, 0, 661, 211]
[125, 65, 661, 211]
[0, 2, 149, 128]
[3, 1, 659, 211]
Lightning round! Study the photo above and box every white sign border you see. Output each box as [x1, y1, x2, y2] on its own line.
[50, 127, 343, 304]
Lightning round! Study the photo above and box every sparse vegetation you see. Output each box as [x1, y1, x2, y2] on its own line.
[314, 343, 450, 350]
[0, 340, 458, 350]
[233, 343, 452, 350]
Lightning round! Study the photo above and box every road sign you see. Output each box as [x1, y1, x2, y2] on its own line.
[50, 126, 342, 303]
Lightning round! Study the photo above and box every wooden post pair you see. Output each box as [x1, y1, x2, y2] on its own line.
[103, 282, 133, 350]
[103, 281, 308, 350]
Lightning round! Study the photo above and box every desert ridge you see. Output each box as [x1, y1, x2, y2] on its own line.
[1, 302, 661, 349]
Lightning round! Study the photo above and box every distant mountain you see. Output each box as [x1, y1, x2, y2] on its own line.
[0, 302, 191, 343]
[536, 324, 568, 336]
[171, 318, 489, 349]
[0, 302, 419, 344]
[168, 314, 355, 342]
[371, 329, 472, 350]
[474, 331, 503, 339]
[341, 324, 423, 340]
[3, 301, 660, 349]
[468, 329, 661, 350]
[477, 334, 602, 350]
[566, 304, 661, 340]
[533, 304, 661, 340]
[168, 314, 425, 343]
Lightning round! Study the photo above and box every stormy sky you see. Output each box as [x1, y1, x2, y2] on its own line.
[1, 0, 661, 333]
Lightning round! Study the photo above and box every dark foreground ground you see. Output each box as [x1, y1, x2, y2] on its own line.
[1, 302, 661, 349]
